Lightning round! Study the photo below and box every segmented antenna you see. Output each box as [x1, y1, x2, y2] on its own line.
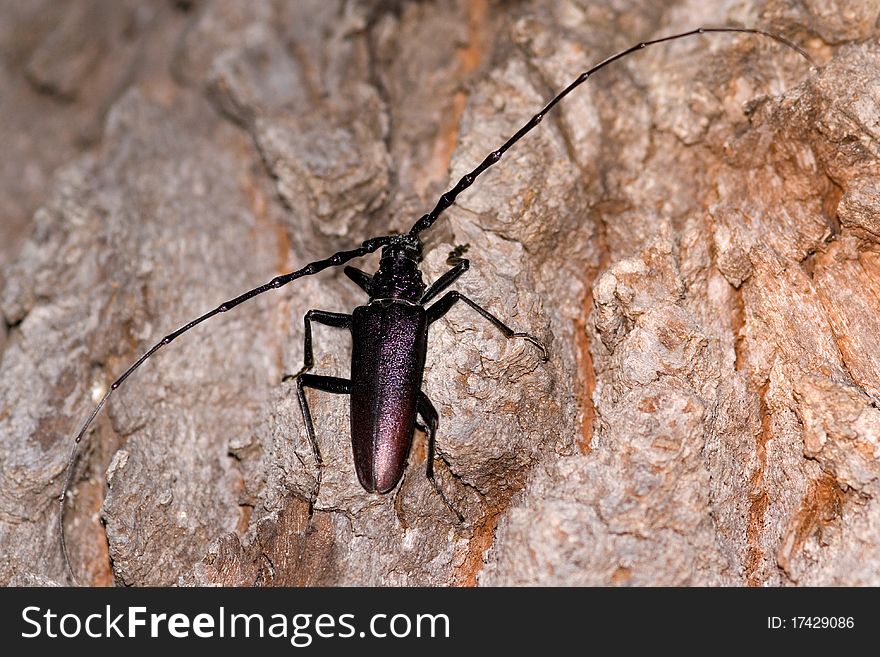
[407, 26, 814, 239]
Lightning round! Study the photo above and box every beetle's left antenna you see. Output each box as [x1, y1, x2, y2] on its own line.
[59, 234, 393, 583]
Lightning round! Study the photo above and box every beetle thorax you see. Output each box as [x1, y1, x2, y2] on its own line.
[370, 241, 426, 302]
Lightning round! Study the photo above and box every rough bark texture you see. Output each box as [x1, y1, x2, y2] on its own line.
[1, 0, 879, 587]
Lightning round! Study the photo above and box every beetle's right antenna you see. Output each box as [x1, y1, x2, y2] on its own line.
[407, 26, 814, 240]
[59, 234, 393, 582]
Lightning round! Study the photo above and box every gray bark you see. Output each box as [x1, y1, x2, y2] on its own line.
[1, 0, 879, 586]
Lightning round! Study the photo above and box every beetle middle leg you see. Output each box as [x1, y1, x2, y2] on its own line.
[295, 373, 351, 510]
[416, 392, 464, 523]
[426, 290, 548, 360]
[282, 310, 352, 381]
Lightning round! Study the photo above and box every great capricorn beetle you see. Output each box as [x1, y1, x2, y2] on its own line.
[60, 27, 814, 580]
[291, 241, 545, 506]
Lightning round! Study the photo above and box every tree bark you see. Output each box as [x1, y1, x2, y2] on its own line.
[1, 0, 879, 586]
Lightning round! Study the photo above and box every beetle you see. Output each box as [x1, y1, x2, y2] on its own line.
[291, 240, 546, 511]
[59, 26, 813, 580]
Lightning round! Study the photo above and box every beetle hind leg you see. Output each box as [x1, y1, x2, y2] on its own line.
[295, 374, 351, 512]
[417, 393, 464, 523]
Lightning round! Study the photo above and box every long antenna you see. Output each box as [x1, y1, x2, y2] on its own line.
[407, 26, 813, 239]
[59, 234, 392, 581]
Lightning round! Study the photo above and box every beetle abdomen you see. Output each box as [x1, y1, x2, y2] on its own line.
[350, 301, 428, 493]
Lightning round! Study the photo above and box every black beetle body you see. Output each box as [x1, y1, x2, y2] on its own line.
[293, 237, 545, 506]
[350, 242, 429, 493]
[351, 299, 428, 493]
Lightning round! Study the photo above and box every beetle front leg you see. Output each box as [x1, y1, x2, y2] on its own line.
[420, 257, 469, 305]
[343, 266, 373, 295]
[426, 291, 548, 360]
[417, 393, 463, 522]
[295, 374, 351, 511]
[283, 310, 352, 382]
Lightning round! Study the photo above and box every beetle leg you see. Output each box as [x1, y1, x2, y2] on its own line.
[295, 374, 351, 511]
[343, 266, 373, 295]
[426, 291, 548, 361]
[446, 244, 470, 266]
[282, 310, 352, 381]
[417, 393, 464, 523]
[420, 258, 469, 305]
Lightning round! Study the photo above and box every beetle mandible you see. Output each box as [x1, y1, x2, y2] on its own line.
[60, 27, 814, 580]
